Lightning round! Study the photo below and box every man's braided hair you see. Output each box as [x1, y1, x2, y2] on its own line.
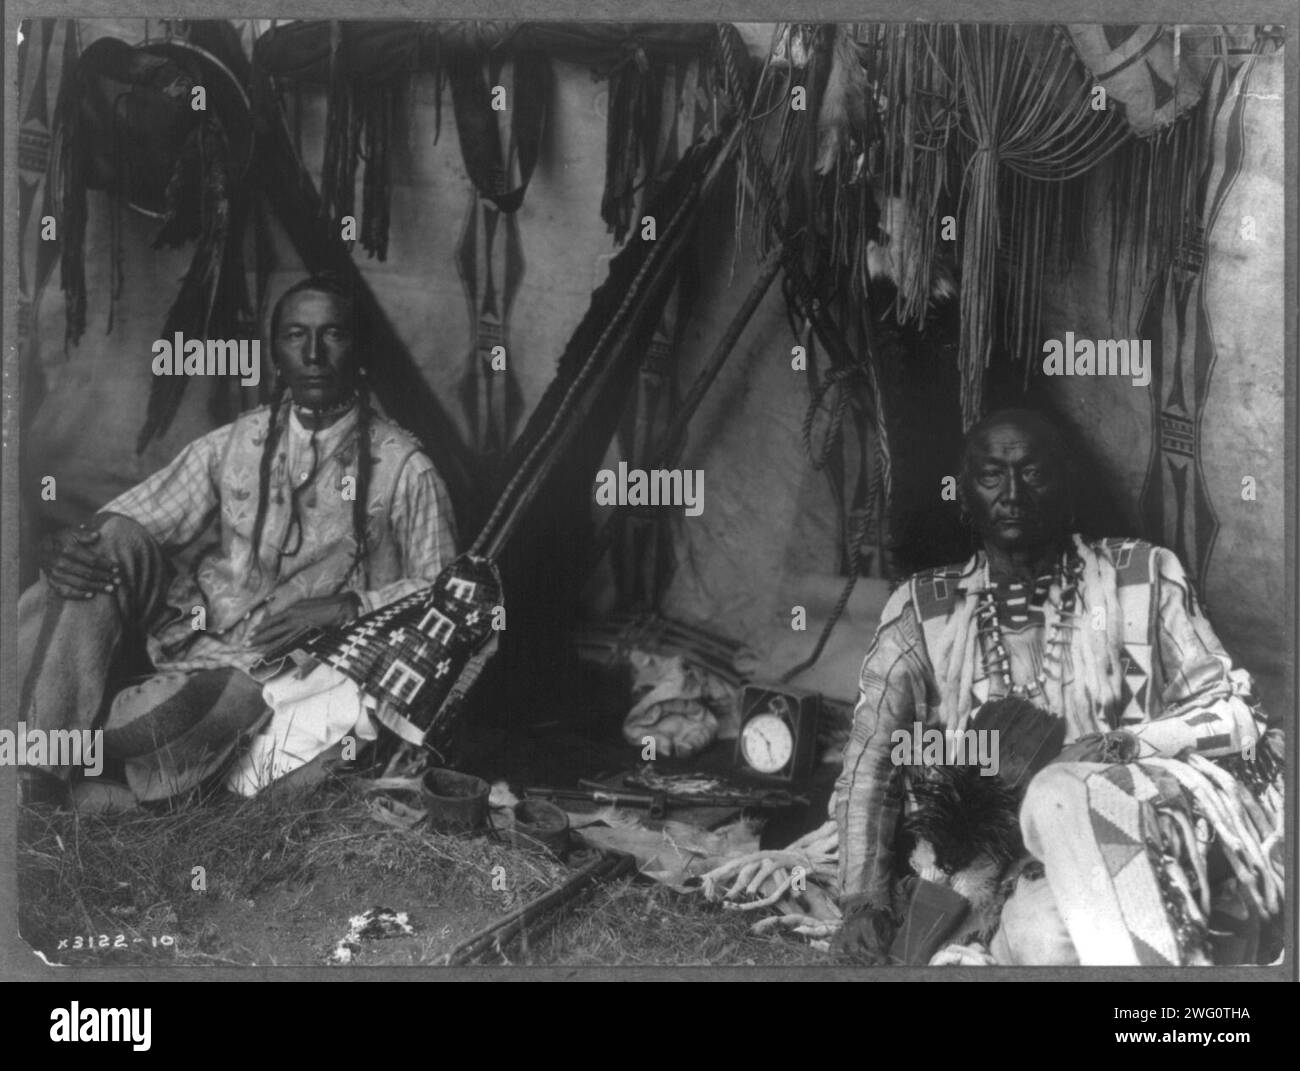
[251, 273, 373, 588]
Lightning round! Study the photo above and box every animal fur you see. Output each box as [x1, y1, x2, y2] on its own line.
[903, 765, 1026, 943]
[867, 195, 959, 303]
[905, 765, 1024, 875]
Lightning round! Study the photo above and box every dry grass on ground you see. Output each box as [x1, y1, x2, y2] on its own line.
[17, 777, 831, 969]
[533, 879, 830, 967]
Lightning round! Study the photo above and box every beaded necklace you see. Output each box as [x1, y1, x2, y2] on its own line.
[291, 390, 358, 423]
[975, 553, 1082, 701]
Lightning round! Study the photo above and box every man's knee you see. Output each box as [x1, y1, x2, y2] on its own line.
[90, 514, 159, 559]
[1018, 760, 1116, 873]
[992, 759, 1110, 966]
[1021, 761, 1096, 827]
[19, 514, 166, 681]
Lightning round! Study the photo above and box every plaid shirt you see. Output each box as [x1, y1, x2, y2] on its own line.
[834, 538, 1265, 905]
[103, 403, 456, 672]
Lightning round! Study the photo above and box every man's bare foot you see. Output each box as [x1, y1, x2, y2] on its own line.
[68, 779, 139, 815]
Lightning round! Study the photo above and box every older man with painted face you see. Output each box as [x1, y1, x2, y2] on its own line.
[19, 274, 456, 807]
[832, 408, 1273, 966]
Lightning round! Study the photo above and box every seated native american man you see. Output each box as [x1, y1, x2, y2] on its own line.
[19, 273, 457, 807]
[832, 408, 1282, 966]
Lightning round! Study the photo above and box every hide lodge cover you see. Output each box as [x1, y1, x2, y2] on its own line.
[14, 19, 1287, 712]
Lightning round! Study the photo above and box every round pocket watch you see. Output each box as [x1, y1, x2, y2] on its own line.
[735, 685, 819, 781]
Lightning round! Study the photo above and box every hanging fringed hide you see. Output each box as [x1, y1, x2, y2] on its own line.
[45, 28, 256, 446]
[1105, 94, 1215, 329]
[137, 116, 236, 451]
[320, 22, 361, 242]
[884, 24, 1130, 427]
[319, 21, 400, 260]
[360, 83, 394, 259]
[447, 45, 551, 214]
[17, 18, 78, 427]
[599, 44, 664, 243]
[814, 26, 870, 177]
[49, 24, 87, 347]
[1064, 25, 1206, 138]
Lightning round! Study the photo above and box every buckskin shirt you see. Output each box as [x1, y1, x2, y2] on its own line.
[835, 536, 1266, 910]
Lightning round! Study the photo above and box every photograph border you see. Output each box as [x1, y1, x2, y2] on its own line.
[2, 0, 1295, 983]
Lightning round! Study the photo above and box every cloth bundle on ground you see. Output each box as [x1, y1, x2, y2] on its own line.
[620, 650, 738, 759]
[570, 614, 752, 758]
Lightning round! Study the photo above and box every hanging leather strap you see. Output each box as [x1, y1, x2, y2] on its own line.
[447, 46, 550, 213]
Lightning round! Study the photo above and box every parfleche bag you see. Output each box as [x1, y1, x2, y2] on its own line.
[302, 554, 503, 748]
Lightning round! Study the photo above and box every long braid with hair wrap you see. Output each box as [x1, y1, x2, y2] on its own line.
[346, 374, 374, 589]
[250, 378, 373, 592]
[252, 273, 373, 591]
[249, 380, 289, 579]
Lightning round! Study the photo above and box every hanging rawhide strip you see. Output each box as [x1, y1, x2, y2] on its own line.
[17, 18, 77, 426]
[1097, 26, 1241, 327]
[598, 42, 664, 242]
[256, 20, 728, 228]
[726, 23, 892, 512]
[138, 116, 238, 450]
[360, 83, 393, 255]
[51, 32, 255, 350]
[1105, 111, 1211, 329]
[320, 22, 361, 247]
[882, 23, 1129, 428]
[719, 22, 899, 668]
[139, 36, 255, 449]
[447, 41, 550, 214]
[49, 23, 87, 347]
[731, 24, 881, 292]
[320, 21, 400, 259]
